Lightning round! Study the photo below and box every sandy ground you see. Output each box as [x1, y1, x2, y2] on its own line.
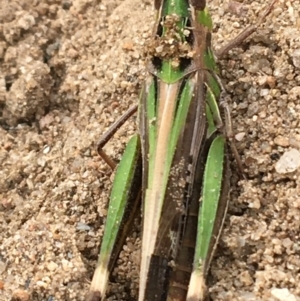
[0, 0, 300, 300]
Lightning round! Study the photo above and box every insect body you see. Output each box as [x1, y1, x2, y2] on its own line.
[138, 1, 230, 300]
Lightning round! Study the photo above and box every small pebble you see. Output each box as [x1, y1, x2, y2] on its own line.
[274, 135, 289, 147]
[12, 289, 30, 301]
[76, 222, 91, 231]
[275, 149, 300, 174]
[36, 280, 48, 288]
[235, 132, 246, 141]
[47, 261, 58, 271]
[43, 146, 51, 154]
[288, 86, 300, 100]
[247, 101, 259, 117]
[271, 288, 297, 301]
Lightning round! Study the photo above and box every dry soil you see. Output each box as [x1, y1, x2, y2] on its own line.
[0, 0, 300, 301]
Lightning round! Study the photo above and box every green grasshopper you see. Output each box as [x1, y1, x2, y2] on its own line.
[87, 0, 277, 300]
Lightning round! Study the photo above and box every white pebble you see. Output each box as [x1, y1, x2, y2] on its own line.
[275, 149, 300, 174]
[235, 132, 246, 142]
[271, 288, 297, 301]
[47, 261, 58, 271]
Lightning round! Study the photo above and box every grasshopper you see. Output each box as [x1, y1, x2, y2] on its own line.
[87, 0, 277, 300]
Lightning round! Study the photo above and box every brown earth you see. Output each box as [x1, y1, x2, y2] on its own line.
[0, 0, 300, 300]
